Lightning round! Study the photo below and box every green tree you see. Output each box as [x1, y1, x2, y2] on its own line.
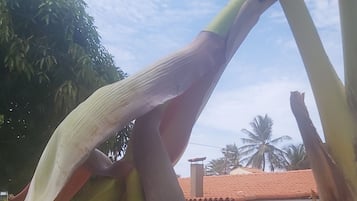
[284, 144, 310, 170]
[99, 122, 134, 161]
[205, 144, 241, 175]
[205, 158, 227, 176]
[239, 114, 291, 171]
[222, 144, 241, 170]
[0, 114, 3, 127]
[0, 0, 127, 191]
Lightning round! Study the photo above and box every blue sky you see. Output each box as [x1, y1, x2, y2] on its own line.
[85, 0, 342, 177]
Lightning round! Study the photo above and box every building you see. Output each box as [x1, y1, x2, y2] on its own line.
[178, 169, 318, 201]
[229, 167, 264, 175]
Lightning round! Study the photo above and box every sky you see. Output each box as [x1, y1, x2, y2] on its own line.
[84, 0, 342, 177]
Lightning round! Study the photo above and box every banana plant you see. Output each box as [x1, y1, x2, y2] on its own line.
[281, 0, 357, 200]
[9, 1, 277, 201]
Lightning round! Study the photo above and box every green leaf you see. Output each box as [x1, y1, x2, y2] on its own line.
[205, 0, 246, 37]
[0, 114, 4, 126]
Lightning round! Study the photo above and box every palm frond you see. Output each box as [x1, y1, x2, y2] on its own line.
[240, 137, 260, 144]
[238, 144, 258, 152]
[249, 151, 264, 170]
[241, 129, 262, 141]
[270, 135, 292, 144]
[239, 148, 258, 158]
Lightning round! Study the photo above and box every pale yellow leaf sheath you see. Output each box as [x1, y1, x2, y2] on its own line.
[339, 0, 357, 114]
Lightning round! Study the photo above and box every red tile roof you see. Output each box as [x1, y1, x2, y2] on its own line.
[178, 169, 317, 201]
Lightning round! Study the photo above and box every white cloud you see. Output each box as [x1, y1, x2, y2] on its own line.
[86, 0, 167, 25]
[198, 78, 318, 139]
[85, 0, 222, 73]
[306, 0, 340, 29]
[275, 37, 297, 50]
[269, 0, 339, 29]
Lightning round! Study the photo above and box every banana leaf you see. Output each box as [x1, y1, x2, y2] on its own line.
[18, 1, 277, 201]
[282, 0, 357, 199]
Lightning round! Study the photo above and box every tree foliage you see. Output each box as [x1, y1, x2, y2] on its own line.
[284, 144, 310, 170]
[239, 114, 291, 171]
[0, 0, 127, 191]
[205, 144, 241, 175]
[99, 122, 134, 161]
[205, 158, 228, 176]
[221, 144, 241, 170]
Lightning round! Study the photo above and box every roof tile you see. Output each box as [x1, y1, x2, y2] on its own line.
[178, 169, 317, 201]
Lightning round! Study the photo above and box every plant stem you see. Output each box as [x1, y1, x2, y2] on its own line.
[281, 0, 357, 196]
[204, 0, 246, 37]
[339, 0, 357, 116]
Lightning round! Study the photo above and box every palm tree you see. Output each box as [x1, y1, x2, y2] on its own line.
[284, 144, 310, 170]
[205, 158, 227, 176]
[205, 144, 242, 176]
[222, 144, 241, 170]
[239, 114, 291, 171]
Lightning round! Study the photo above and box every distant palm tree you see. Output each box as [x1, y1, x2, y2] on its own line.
[205, 158, 227, 175]
[284, 144, 310, 170]
[205, 144, 242, 176]
[239, 114, 291, 171]
[222, 144, 241, 170]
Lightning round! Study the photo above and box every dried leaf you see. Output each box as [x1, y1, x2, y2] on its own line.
[290, 91, 354, 201]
